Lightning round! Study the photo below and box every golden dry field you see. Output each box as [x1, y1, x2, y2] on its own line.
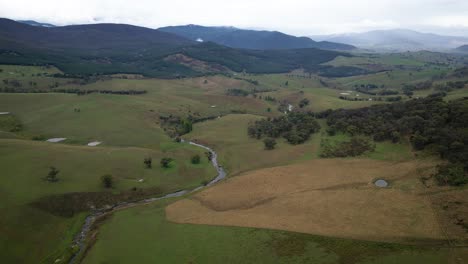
[166, 158, 456, 243]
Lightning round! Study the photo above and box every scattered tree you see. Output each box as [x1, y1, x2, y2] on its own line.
[263, 138, 277, 150]
[160, 157, 173, 168]
[101, 174, 114, 188]
[299, 98, 310, 108]
[144, 157, 152, 168]
[46, 166, 60, 182]
[191, 154, 201, 164]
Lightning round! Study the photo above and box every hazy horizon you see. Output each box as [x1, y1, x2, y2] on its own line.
[1, 0, 468, 37]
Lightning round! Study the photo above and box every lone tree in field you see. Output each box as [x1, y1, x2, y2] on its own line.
[160, 157, 173, 168]
[263, 138, 277, 150]
[144, 157, 152, 169]
[191, 154, 201, 164]
[299, 98, 310, 108]
[46, 166, 60, 182]
[101, 174, 113, 188]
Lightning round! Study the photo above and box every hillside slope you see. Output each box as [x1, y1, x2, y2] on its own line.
[159, 25, 356, 51]
[0, 19, 361, 77]
[455, 45, 468, 53]
[16, 20, 56, 27]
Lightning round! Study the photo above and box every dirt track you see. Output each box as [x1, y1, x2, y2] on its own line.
[166, 159, 445, 242]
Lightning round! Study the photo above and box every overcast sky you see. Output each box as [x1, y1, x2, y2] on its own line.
[1, 0, 468, 36]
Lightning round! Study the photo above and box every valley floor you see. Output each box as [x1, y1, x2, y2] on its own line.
[1, 62, 467, 263]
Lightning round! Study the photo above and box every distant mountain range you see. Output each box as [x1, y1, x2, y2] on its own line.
[455, 45, 468, 53]
[0, 18, 357, 78]
[311, 29, 468, 52]
[159, 25, 356, 51]
[17, 20, 55, 27]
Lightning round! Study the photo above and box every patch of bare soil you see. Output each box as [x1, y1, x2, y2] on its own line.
[166, 159, 447, 243]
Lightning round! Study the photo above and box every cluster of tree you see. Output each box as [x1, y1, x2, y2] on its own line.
[234, 77, 259, 85]
[251, 87, 277, 94]
[2, 79, 21, 87]
[285, 73, 315, 79]
[339, 96, 370, 102]
[435, 81, 467, 92]
[0, 87, 147, 95]
[226, 88, 250, 97]
[144, 156, 180, 168]
[299, 98, 310, 108]
[385, 96, 403, 102]
[277, 102, 290, 113]
[248, 111, 321, 145]
[339, 96, 401, 102]
[316, 66, 372, 78]
[322, 94, 468, 185]
[356, 88, 399, 96]
[320, 137, 376, 158]
[435, 163, 467, 186]
[402, 81, 433, 93]
[451, 67, 468, 78]
[354, 84, 381, 89]
[159, 115, 193, 137]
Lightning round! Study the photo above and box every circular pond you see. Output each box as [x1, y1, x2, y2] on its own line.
[374, 179, 389, 188]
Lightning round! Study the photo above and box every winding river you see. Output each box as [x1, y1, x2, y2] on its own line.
[69, 140, 226, 264]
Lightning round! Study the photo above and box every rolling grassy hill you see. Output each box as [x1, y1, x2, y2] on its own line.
[0, 54, 467, 263]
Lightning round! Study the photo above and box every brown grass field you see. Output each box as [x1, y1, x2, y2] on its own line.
[166, 158, 455, 243]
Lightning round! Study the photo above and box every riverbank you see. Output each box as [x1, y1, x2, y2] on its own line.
[68, 140, 226, 263]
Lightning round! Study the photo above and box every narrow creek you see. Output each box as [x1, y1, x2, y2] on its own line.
[68, 140, 226, 264]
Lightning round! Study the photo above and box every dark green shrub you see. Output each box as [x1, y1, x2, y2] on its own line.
[101, 175, 114, 188]
[191, 155, 201, 164]
[435, 164, 467, 186]
[263, 138, 277, 150]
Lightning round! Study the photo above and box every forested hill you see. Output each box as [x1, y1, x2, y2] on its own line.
[0, 18, 193, 52]
[0, 19, 361, 78]
[323, 94, 468, 186]
[159, 24, 356, 51]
